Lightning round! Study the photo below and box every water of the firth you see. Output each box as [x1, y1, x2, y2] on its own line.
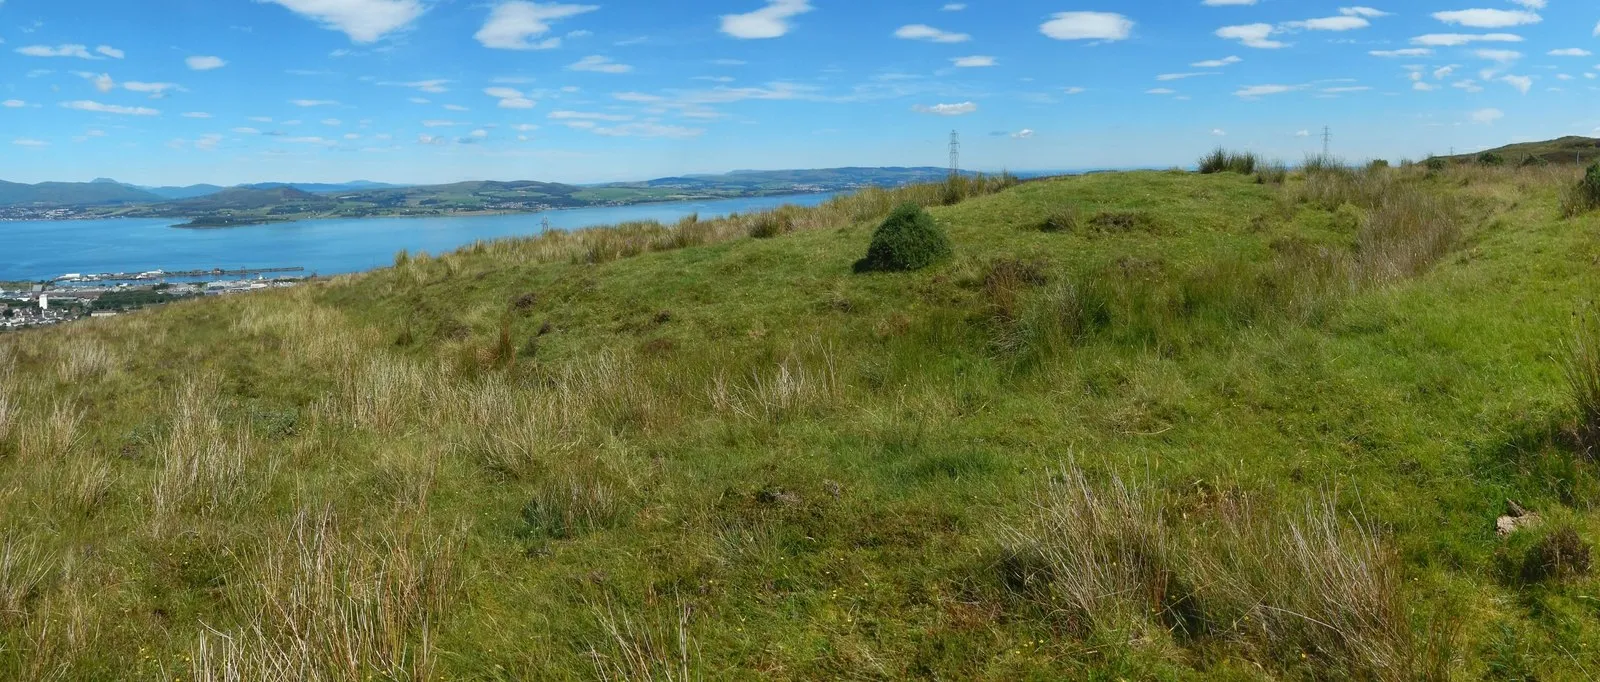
[0, 192, 841, 282]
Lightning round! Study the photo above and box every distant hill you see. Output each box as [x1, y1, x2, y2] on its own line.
[613, 167, 965, 191]
[161, 186, 338, 213]
[142, 184, 229, 200]
[0, 180, 164, 206]
[1444, 136, 1600, 165]
[240, 181, 411, 194]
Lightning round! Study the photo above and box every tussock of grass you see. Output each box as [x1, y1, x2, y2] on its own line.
[1000, 464, 1435, 680]
[1566, 306, 1600, 461]
[1199, 148, 1259, 175]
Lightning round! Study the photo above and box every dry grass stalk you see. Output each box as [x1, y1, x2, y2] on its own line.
[1001, 464, 1433, 680]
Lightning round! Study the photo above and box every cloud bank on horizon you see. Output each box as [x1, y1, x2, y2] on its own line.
[1, 0, 1597, 185]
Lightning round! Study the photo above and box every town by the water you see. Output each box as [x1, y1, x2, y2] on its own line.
[0, 267, 306, 331]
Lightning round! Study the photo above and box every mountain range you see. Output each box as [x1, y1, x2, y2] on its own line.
[0, 168, 965, 210]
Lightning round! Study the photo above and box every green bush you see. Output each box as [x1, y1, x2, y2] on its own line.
[1367, 159, 1390, 172]
[1519, 155, 1549, 168]
[855, 203, 952, 273]
[1425, 157, 1447, 172]
[1582, 162, 1600, 206]
[1478, 151, 1505, 167]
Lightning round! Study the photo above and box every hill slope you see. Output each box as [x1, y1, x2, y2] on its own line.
[0, 179, 164, 206]
[3, 165, 1600, 678]
[1446, 135, 1600, 164]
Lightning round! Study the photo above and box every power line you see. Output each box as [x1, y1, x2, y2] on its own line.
[1321, 126, 1332, 158]
[949, 130, 960, 176]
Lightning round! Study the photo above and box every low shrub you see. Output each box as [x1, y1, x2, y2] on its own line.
[1521, 527, 1593, 583]
[1425, 157, 1447, 171]
[1519, 155, 1548, 168]
[1367, 159, 1391, 172]
[1199, 148, 1259, 175]
[1577, 162, 1600, 214]
[854, 203, 952, 273]
[1478, 151, 1505, 167]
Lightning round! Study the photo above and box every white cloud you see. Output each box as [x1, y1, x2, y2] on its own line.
[61, 100, 159, 115]
[195, 133, 222, 151]
[1432, 9, 1540, 29]
[912, 101, 977, 116]
[588, 122, 703, 138]
[1410, 33, 1523, 46]
[443, 104, 469, 111]
[78, 72, 116, 93]
[1285, 16, 1369, 31]
[1296, 130, 1311, 136]
[951, 55, 996, 67]
[181, 112, 212, 118]
[1549, 48, 1592, 57]
[1040, 12, 1133, 41]
[1475, 49, 1522, 63]
[1211, 129, 1227, 136]
[186, 55, 226, 70]
[1158, 72, 1219, 81]
[261, 0, 424, 43]
[231, 127, 261, 134]
[16, 44, 97, 59]
[1145, 88, 1177, 95]
[1191, 55, 1241, 67]
[13, 138, 48, 147]
[942, 3, 966, 10]
[568, 55, 632, 73]
[475, 2, 597, 50]
[1370, 48, 1432, 57]
[1202, 0, 1257, 5]
[720, 0, 814, 40]
[125, 81, 182, 95]
[1063, 87, 1086, 95]
[1011, 128, 1034, 139]
[383, 79, 449, 93]
[1434, 64, 1458, 79]
[485, 86, 537, 108]
[1509, 0, 1545, 8]
[321, 118, 342, 125]
[1235, 84, 1297, 98]
[549, 110, 631, 121]
[421, 119, 464, 127]
[1323, 86, 1370, 93]
[417, 134, 446, 145]
[1340, 7, 1390, 18]
[1216, 24, 1285, 49]
[895, 24, 970, 43]
[1469, 107, 1503, 124]
[1498, 74, 1532, 93]
[1452, 79, 1484, 92]
[2, 100, 25, 108]
[1414, 81, 1439, 91]
[95, 45, 124, 59]
[291, 99, 338, 107]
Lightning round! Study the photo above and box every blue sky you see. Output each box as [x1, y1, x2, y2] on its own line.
[2, 0, 1597, 186]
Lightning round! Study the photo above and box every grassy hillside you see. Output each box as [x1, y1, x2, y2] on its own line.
[1443, 136, 1600, 165]
[3, 164, 1600, 680]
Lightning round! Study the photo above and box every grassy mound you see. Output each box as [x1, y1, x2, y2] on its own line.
[3, 163, 1600, 679]
[853, 202, 952, 273]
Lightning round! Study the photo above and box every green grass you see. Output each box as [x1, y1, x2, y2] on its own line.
[2, 164, 1600, 679]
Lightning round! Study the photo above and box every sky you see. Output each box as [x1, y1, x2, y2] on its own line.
[1, 0, 1598, 186]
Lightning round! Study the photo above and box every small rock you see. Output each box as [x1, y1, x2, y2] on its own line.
[1497, 499, 1541, 537]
